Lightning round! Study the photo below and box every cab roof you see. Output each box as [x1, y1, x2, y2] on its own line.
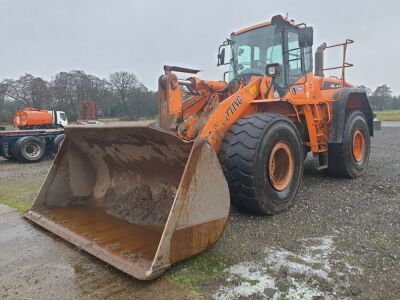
[232, 15, 300, 36]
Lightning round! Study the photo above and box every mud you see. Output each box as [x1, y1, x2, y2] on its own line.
[102, 183, 177, 225]
[36, 205, 164, 262]
[56, 126, 189, 225]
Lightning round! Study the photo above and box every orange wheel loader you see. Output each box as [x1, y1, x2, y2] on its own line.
[25, 15, 378, 280]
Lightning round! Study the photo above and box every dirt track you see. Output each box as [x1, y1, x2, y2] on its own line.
[0, 125, 399, 299]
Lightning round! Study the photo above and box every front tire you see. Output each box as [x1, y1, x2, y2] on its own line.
[327, 111, 370, 178]
[219, 113, 304, 215]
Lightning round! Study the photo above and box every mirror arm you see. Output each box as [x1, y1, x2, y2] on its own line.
[264, 77, 276, 98]
[223, 71, 230, 82]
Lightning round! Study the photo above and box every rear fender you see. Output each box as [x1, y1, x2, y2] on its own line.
[329, 88, 374, 143]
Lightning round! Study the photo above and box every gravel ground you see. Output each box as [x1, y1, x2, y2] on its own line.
[0, 125, 399, 299]
[206, 125, 400, 299]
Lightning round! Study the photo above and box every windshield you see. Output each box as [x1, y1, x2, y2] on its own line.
[229, 25, 284, 86]
[59, 112, 67, 121]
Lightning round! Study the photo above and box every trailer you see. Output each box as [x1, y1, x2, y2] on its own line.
[0, 129, 64, 163]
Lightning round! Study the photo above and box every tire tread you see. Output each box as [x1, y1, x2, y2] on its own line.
[327, 111, 370, 178]
[219, 113, 293, 214]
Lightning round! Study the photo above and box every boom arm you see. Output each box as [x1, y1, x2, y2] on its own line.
[158, 67, 265, 151]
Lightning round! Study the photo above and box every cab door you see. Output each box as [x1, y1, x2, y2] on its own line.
[283, 29, 313, 101]
[57, 111, 68, 127]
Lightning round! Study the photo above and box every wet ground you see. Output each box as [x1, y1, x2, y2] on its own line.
[0, 124, 399, 299]
[0, 205, 200, 300]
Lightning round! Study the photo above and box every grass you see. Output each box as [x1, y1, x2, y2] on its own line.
[0, 177, 42, 211]
[0, 123, 15, 130]
[168, 252, 229, 293]
[248, 279, 260, 286]
[375, 110, 400, 121]
[97, 117, 121, 123]
[98, 117, 155, 123]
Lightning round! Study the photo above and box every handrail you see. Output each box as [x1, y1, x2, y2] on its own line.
[322, 39, 354, 85]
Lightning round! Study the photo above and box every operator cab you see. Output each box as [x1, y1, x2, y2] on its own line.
[49, 110, 68, 128]
[57, 111, 68, 127]
[218, 15, 314, 96]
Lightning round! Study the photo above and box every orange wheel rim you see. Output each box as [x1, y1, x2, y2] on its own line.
[268, 141, 294, 191]
[352, 129, 365, 162]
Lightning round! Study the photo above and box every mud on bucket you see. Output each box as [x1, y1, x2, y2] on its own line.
[24, 125, 230, 280]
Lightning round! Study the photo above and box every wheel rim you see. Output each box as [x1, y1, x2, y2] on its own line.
[23, 142, 41, 158]
[268, 141, 294, 191]
[352, 129, 365, 162]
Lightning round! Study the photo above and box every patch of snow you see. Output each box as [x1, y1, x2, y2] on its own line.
[213, 235, 362, 300]
[264, 236, 335, 282]
[213, 262, 275, 300]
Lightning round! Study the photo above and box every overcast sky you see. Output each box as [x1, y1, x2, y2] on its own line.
[0, 0, 399, 94]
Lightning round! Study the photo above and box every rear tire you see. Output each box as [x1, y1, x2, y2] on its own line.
[327, 111, 370, 178]
[13, 136, 46, 163]
[4, 154, 17, 161]
[53, 134, 65, 153]
[219, 113, 304, 215]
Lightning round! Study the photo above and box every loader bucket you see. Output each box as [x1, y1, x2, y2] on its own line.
[24, 125, 230, 280]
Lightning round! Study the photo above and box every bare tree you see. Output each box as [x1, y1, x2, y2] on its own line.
[50, 70, 112, 120]
[50, 72, 74, 118]
[3, 74, 51, 108]
[358, 85, 372, 97]
[109, 71, 139, 118]
[1, 70, 159, 122]
[0, 83, 7, 120]
[371, 84, 392, 111]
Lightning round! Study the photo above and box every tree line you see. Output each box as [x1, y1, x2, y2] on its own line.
[359, 84, 399, 111]
[0, 71, 159, 123]
[0, 72, 398, 125]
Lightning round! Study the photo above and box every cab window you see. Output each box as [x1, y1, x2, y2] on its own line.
[237, 45, 251, 72]
[266, 44, 284, 87]
[287, 31, 302, 85]
[304, 46, 313, 73]
[266, 44, 283, 65]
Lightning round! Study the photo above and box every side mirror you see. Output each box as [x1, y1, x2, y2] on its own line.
[299, 27, 314, 47]
[217, 48, 225, 66]
[265, 63, 281, 77]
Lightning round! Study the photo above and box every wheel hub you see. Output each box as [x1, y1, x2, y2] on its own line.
[352, 129, 365, 162]
[24, 142, 40, 158]
[268, 141, 294, 191]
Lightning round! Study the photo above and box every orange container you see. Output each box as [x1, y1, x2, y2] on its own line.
[14, 109, 52, 128]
